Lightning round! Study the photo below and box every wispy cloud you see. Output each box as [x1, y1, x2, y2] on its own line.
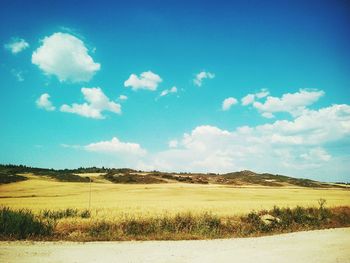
[193, 71, 215, 87]
[5, 38, 29, 54]
[241, 89, 269, 106]
[11, 69, 24, 82]
[160, 86, 177, 97]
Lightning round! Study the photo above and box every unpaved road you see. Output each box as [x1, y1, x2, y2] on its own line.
[1, 228, 350, 263]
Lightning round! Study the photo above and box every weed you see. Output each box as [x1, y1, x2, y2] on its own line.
[41, 208, 79, 220]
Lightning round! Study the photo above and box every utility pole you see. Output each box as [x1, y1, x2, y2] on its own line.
[88, 177, 92, 210]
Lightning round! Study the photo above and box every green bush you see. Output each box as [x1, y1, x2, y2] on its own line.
[0, 207, 52, 239]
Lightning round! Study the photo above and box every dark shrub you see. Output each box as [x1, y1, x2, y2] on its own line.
[0, 207, 52, 239]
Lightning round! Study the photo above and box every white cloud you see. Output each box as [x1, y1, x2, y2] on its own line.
[60, 87, 121, 119]
[241, 89, 269, 106]
[119, 95, 128, 100]
[36, 93, 55, 111]
[168, 140, 178, 148]
[241, 94, 255, 106]
[124, 71, 162, 91]
[222, 97, 238, 111]
[140, 104, 350, 178]
[63, 99, 349, 179]
[160, 86, 177, 97]
[255, 104, 350, 145]
[5, 38, 29, 54]
[193, 71, 215, 87]
[32, 32, 100, 82]
[300, 147, 331, 162]
[85, 137, 146, 156]
[253, 89, 324, 118]
[261, 112, 274, 119]
[255, 89, 269, 99]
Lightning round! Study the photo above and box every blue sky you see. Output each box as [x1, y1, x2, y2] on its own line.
[1, 0, 349, 181]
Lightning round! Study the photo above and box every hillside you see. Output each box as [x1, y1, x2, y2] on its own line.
[0, 164, 345, 188]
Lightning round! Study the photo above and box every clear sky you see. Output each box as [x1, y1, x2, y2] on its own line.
[1, 0, 349, 181]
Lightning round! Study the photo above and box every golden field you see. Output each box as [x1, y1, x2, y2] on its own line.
[1, 174, 349, 218]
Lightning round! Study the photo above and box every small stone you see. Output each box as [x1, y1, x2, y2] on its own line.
[260, 214, 281, 225]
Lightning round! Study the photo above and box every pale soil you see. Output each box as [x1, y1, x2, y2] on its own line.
[1, 228, 350, 263]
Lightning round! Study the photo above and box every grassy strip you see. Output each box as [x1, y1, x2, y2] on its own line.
[1, 203, 350, 241]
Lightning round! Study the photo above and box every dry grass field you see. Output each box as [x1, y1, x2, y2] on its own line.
[1, 173, 349, 218]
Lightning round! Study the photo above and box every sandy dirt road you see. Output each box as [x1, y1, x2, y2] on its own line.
[1, 228, 349, 263]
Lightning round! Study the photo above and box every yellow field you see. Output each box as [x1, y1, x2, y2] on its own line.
[0, 174, 349, 218]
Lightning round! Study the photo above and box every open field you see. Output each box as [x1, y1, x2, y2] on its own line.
[0, 174, 349, 218]
[1, 172, 350, 241]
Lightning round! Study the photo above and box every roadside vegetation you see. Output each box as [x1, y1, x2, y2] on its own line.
[1, 200, 349, 241]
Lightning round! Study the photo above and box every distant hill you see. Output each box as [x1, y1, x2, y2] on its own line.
[0, 164, 89, 183]
[0, 164, 346, 188]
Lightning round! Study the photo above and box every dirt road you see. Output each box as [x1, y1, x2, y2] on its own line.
[1, 228, 349, 263]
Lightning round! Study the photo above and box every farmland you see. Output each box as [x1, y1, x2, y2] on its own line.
[0, 172, 349, 218]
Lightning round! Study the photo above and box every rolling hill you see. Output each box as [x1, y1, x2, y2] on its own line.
[0, 164, 346, 188]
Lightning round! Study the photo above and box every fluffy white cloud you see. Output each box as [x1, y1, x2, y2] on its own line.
[255, 104, 350, 145]
[32, 32, 100, 82]
[140, 104, 350, 178]
[241, 89, 269, 106]
[85, 137, 146, 156]
[222, 97, 238, 111]
[193, 71, 215, 87]
[60, 87, 121, 119]
[36, 93, 55, 111]
[124, 71, 162, 91]
[119, 95, 128, 100]
[253, 89, 324, 118]
[160, 86, 177, 97]
[5, 38, 29, 54]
